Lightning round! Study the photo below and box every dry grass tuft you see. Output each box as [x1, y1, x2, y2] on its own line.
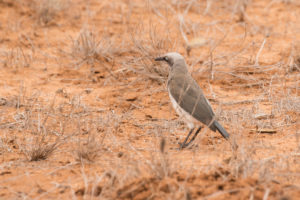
[288, 41, 300, 72]
[125, 24, 175, 83]
[1, 47, 33, 70]
[32, 0, 67, 26]
[150, 137, 171, 179]
[69, 29, 121, 68]
[75, 135, 101, 163]
[21, 135, 59, 161]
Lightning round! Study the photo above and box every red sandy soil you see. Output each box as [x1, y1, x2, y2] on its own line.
[0, 0, 299, 199]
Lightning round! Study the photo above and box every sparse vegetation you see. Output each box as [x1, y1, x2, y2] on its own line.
[124, 24, 174, 83]
[32, 0, 68, 26]
[69, 29, 118, 66]
[75, 135, 101, 163]
[0, 0, 299, 199]
[21, 135, 59, 161]
[1, 47, 33, 70]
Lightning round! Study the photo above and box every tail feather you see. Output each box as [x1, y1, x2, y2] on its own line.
[213, 121, 229, 139]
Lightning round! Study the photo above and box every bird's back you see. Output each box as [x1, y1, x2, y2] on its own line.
[168, 68, 216, 130]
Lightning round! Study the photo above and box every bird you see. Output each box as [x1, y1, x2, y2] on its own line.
[155, 52, 229, 149]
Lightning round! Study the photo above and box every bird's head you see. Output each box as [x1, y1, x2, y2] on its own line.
[155, 52, 185, 67]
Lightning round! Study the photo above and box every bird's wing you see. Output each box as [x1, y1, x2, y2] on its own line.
[168, 73, 216, 128]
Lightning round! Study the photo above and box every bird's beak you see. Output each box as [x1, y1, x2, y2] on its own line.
[154, 56, 164, 61]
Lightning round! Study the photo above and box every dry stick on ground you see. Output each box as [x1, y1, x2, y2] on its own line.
[254, 38, 267, 66]
[223, 98, 266, 105]
[216, 71, 262, 88]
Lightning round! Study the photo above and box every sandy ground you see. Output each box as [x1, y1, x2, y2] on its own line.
[0, 0, 299, 199]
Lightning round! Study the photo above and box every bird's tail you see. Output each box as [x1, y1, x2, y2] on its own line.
[213, 121, 229, 139]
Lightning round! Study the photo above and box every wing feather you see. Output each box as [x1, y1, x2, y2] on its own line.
[168, 73, 216, 130]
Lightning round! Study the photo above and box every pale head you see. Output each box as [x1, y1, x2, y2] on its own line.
[155, 52, 185, 67]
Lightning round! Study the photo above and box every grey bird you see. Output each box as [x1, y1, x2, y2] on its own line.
[155, 52, 229, 149]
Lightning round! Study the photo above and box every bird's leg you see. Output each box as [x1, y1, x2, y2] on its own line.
[179, 128, 194, 149]
[183, 126, 202, 148]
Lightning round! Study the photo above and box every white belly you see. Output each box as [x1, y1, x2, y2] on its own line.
[168, 91, 198, 129]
